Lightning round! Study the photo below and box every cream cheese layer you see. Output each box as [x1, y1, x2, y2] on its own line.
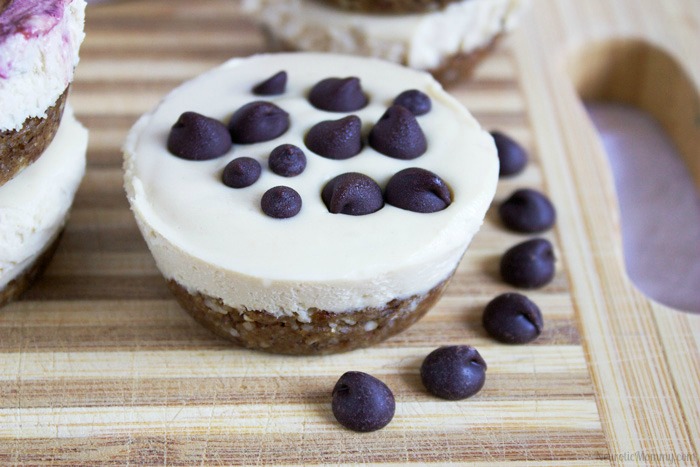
[243, 0, 527, 70]
[0, 106, 88, 288]
[0, 0, 86, 131]
[124, 53, 498, 320]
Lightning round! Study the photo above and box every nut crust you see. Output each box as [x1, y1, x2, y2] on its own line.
[168, 275, 453, 355]
[0, 87, 69, 187]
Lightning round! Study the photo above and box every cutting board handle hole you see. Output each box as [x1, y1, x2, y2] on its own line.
[568, 39, 700, 313]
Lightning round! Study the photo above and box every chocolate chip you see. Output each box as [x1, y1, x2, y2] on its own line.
[308, 77, 368, 112]
[304, 115, 363, 160]
[253, 70, 287, 96]
[322, 173, 384, 216]
[499, 188, 556, 233]
[483, 293, 544, 344]
[500, 238, 556, 288]
[228, 101, 290, 144]
[420, 345, 487, 400]
[369, 105, 427, 160]
[385, 168, 451, 213]
[393, 89, 431, 116]
[261, 186, 302, 219]
[222, 157, 261, 188]
[332, 371, 395, 432]
[491, 130, 528, 177]
[269, 144, 307, 177]
[167, 112, 232, 161]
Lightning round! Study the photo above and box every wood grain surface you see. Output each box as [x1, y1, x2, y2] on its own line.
[0, 0, 698, 465]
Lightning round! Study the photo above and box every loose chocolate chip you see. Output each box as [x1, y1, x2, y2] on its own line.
[483, 293, 544, 344]
[308, 77, 368, 112]
[252, 70, 287, 96]
[499, 188, 556, 233]
[261, 186, 302, 219]
[304, 115, 363, 160]
[500, 238, 556, 288]
[322, 172, 384, 216]
[228, 101, 290, 144]
[269, 144, 307, 177]
[332, 371, 395, 432]
[369, 105, 427, 160]
[393, 89, 431, 116]
[420, 345, 487, 400]
[491, 130, 528, 177]
[167, 112, 232, 161]
[222, 157, 261, 188]
[385, 168, 451, 213]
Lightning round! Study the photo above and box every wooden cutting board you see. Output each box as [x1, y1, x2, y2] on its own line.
[1, 0, 699, 464]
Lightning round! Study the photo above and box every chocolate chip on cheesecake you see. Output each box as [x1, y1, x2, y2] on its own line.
[304, 115, 363, 159]
[322, 172, 384, 215]
[308, 77, 368, 112]
[385, 167, 451, 213]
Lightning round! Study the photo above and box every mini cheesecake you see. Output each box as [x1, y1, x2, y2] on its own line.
[242, 0, 528, 84]
[0, 107, 88, 306]
[124, 53, 498, 354]
[0, 0, 86, 186]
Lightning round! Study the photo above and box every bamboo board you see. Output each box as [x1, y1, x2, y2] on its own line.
[0, 0, 698, 464]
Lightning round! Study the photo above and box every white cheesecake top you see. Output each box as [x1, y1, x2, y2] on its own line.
[124, 53, 498, 315]
[243, 0, 527, 70]
[0, 0, 86, 131]
[0, 106, 87, 288]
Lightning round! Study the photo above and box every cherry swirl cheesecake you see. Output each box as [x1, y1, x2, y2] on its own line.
[0, 0, 86, 186]
[124, 53, 498, 354]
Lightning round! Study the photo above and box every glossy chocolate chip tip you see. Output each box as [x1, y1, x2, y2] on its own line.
[322, 172, 384, 216]
[332, 371, 395, 432]
[420, 345, 487, 401]
[369, 105, 427, 160]
[167, 111, 232, 161]
[500, 238, 556, 289]
[261, 186, 302, 219]
[483, 293, 544, 344]
[491, 130, 528, 177]
[253, 70, 287, 96]
[222, 157, 262, 188]
[305, 115, 363, 160]
[385, 167, 452, 213]
[308, 77, 368, 112]
[228, 101, 290, 144]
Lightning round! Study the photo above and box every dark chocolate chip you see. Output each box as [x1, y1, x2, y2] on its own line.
[420, 345, 487, 400]
[252, 71, 287, 96]
[491, 130, 528, 177]
[167, 111, 232, 161]
[268, 144, 307, 177]
[393, 89, 431, 116]
[500, 238, 556, 288]
[261, 186, 302, 219]
[304, 115, 363, 160]
[308, 77, 368, 112]
[369, 105, 427, 160]
[228, 101, 290, 144]
[483, 293, 544, 344]
[385, 168, 451, 213]
[332, 371, 395, 432]
[322, 172, 384, 216]
[499, 188, 556, 233]
[222, 157, 261, 188]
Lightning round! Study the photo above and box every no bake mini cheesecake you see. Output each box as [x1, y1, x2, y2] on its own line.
[0, 0, 86, 185]
[242, 0, 528, 84]
[124, 53, 498, 354]
[0, 107, 87, 306]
